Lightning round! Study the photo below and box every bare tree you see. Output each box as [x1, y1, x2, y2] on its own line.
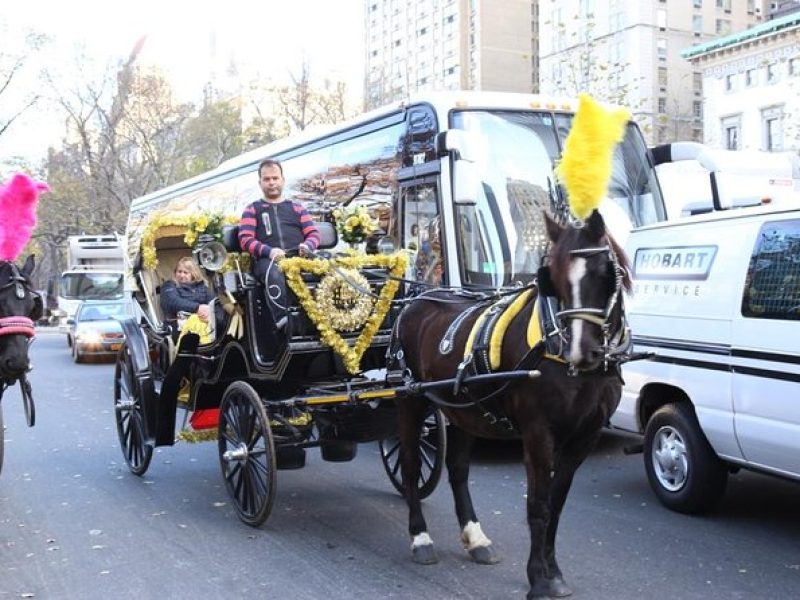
[0, 30, 47, 141]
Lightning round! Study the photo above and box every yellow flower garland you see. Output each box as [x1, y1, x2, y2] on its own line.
[140, 211, 239, 270]
[280, 252, 408, 374]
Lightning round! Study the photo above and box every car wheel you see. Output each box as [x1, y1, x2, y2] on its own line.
[72, 343, 83, 364]
[67, 334, 72, 348]
[643, 402, 728, 514]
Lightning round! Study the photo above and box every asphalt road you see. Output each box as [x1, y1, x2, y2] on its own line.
[1, 329, 798, 599]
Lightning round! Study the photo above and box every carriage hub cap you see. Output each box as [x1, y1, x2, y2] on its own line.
[222, 443, 249, 463]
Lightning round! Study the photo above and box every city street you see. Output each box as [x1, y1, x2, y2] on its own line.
[1, 329, 798, 599]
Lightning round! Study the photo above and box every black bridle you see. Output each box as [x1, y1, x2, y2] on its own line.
[0, 261, 37, 426]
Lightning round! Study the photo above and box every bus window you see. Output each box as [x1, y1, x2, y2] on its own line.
[402, 182, 442, 286]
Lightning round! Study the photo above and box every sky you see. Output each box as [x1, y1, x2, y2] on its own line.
[0, 0, 364, 165]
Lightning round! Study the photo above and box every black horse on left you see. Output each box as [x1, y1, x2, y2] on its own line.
[0, 255, 43, 474]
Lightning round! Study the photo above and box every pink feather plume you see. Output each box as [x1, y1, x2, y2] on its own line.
[0, 172, 50, 261]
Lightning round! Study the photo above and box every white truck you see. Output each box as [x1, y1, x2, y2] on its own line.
[57, 234, 125, 337]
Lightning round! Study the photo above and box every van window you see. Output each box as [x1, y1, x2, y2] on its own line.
[741, 219, 800, 320]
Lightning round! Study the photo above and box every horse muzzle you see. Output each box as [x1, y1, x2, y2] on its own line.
[0, 316, 35, 378]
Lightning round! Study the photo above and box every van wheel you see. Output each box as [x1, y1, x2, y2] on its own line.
[643, 403, 728, 514]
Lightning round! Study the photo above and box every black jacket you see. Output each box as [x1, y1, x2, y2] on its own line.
[159, 280, 214, 320]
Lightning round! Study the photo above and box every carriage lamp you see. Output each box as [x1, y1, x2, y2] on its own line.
[194, 238, 228, 272]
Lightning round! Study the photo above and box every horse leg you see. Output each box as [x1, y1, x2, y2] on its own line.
[398, 398, 438, 565]
[522, 432, 573, 599]
[541, 428, 605, 596]
[447, 426, 499, 565]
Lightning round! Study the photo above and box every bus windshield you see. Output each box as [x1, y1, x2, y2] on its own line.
[60, 272, 124, 301]
[450, 109, 666, 288]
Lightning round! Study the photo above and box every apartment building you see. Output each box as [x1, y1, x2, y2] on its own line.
[683, 9, 800, 152]
[363, 0, 538, 110]
[538, 0, 766, 144]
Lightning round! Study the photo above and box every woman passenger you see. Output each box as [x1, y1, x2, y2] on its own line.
[159, 257, 214, 329]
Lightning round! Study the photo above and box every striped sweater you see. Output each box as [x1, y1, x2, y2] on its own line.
[238, 199, 320, 258]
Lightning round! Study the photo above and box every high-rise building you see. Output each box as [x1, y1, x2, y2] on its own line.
[364, 0, 538, 110]
[538, 0, 767, 144]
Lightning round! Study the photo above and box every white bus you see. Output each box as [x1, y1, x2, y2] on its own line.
[125, 91, 669, 290]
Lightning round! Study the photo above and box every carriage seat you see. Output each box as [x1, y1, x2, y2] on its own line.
[221, 221, 338, 254]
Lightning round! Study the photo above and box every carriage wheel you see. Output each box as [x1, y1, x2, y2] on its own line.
[113, 344, 153, 476]
[218, 381, 277, 527]
[379, 408, 446, 500]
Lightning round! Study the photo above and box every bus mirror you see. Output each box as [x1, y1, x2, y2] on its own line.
[453, 160, 480, 205]
[437, 129, 481, 162]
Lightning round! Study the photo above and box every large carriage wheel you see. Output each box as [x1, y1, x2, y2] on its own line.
[113, 344, 153, 476]
[218, 381, 277, 527]
[379, 408, 446, 500]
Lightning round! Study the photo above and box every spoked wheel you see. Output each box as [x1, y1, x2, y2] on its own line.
[380, 408, 446, 499]
[114, 344, 153, 476]
[218, 381, 276, 527]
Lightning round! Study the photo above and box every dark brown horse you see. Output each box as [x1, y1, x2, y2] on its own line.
[394, 210, 631, 599]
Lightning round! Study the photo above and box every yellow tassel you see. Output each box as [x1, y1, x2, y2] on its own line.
[555, 94, 630, 220]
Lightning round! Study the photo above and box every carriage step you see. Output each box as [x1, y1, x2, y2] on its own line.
[276, 447, 306, 469]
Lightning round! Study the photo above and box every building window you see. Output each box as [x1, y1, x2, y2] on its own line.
[657, 38, 668, 59]
[657, 9, 667, 28]
[694, 0, 702, 7]
[762, 106, 784, 151]
[658, 66, 668, 88]
[766, 63, 779, 83]
[693, 72, 703, 94]
[716, 0, 731, 10]
[747, 0, 756, 13]
[693, 101, 702, 118]
[724, 73, 736, 92]
[721, 115, 741, 150]
[693, 15, 703, 33]
[745, 68, 757, 86]
[715, 19, 731, 35]
[658, 97, 667, 113]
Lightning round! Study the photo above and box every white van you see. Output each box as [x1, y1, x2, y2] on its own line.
[611, 203, 800, 513]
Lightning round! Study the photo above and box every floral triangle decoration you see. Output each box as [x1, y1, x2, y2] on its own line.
[280, 252, 408, 374]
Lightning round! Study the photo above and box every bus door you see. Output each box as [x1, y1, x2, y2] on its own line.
[398, 176, 443, 287]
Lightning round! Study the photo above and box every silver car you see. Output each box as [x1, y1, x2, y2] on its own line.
[69, 301, 132, 363]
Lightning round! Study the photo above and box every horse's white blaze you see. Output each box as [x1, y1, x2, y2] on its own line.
[460, 521, 492, 550]
[411, 532, 434, 549]
[568, 257, 587, 363]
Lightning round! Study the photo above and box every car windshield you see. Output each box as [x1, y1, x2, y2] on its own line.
[78, 303, 130, 321]
[61, 272, 124, 300]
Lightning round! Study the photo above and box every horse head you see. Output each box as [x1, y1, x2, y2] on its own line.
[0, 255, 41, 380]
[540, 210, 631, 372]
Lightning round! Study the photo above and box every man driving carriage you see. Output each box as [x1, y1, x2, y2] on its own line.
[238, 159, 321, 330]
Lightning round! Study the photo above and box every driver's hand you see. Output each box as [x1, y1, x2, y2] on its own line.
[269, 248, 286, 261]
[298, 243, 310, 256]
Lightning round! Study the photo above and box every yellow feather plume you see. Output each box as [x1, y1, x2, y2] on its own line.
[555, 94, 630, 220]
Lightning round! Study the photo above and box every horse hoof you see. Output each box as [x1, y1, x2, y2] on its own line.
[468, 544, 500, 565]
[412, 544, 438, 565]
[527, 577, 572, 599]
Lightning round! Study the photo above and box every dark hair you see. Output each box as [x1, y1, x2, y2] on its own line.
[258, 158, 283, 178]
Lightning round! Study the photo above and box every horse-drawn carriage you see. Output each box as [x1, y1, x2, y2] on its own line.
[113, 93, 671, 598]
[114, 213, 450, 525]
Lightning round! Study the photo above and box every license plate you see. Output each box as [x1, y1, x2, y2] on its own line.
[110, 343, 122, 351]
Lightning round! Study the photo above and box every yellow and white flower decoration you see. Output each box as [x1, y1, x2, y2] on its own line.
[140, 211, 239, 270]
[332, 205, 378, 244]
[280, 252, 408, 374]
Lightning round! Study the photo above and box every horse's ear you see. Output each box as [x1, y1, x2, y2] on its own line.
[544, 212, 563, 243]
[21, 254, 36, 278]
[586, 211, 606, 243]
